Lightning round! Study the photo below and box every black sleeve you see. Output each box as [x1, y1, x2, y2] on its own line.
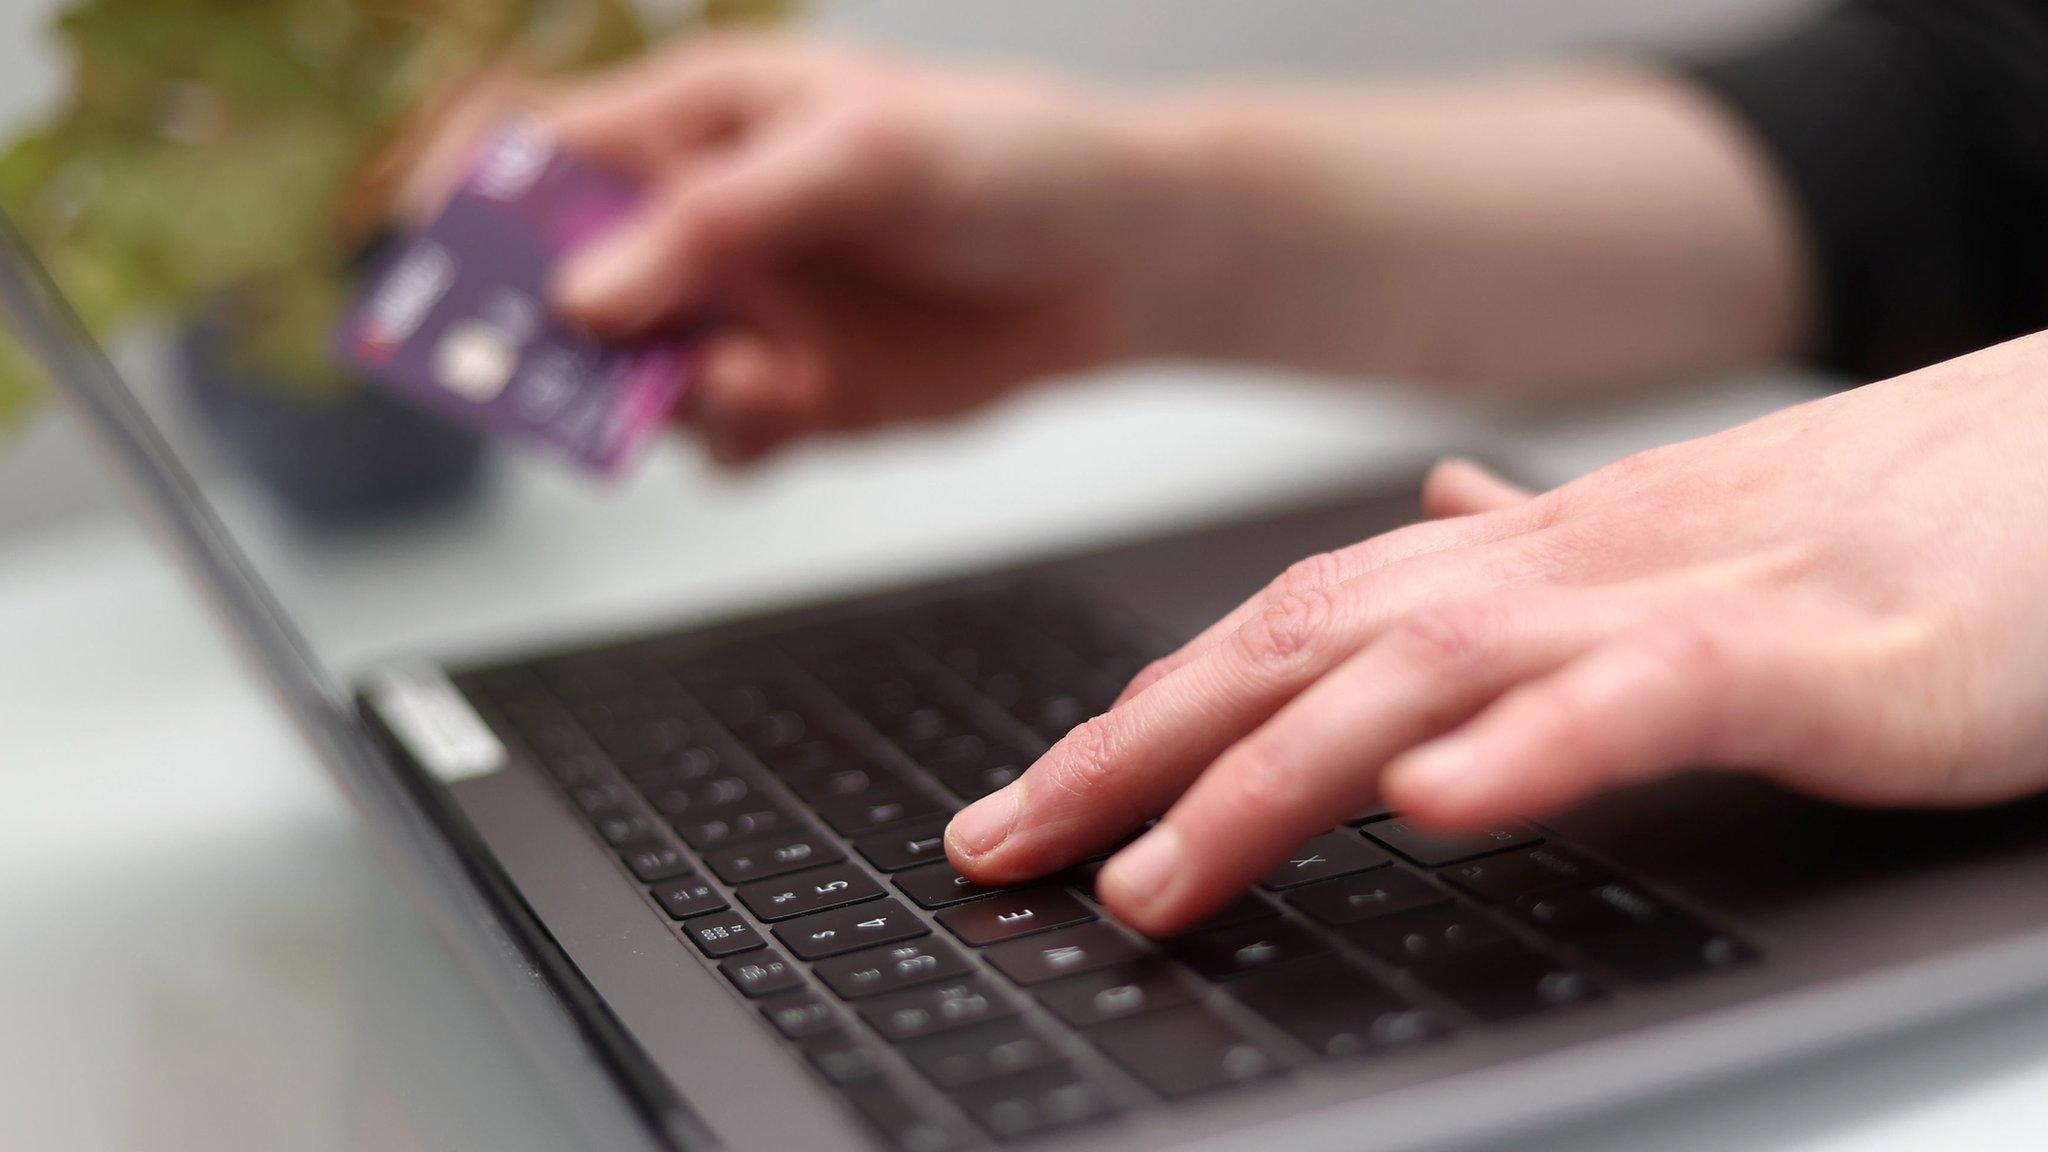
[1680, 0, 2048, 380]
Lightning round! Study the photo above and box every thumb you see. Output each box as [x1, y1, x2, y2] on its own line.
[1421, 457, 1536, 519]
[555, 111, 913, 336]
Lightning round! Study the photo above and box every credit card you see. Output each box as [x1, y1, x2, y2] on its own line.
[337, 120, 692, 475]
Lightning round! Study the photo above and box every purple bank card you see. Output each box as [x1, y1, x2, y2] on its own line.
[337, 121, 691, 475]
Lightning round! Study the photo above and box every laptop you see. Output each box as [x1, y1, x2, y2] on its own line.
[11, 207, 2048, 1152]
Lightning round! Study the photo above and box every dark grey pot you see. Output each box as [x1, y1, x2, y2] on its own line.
[176, 308, 490, 527]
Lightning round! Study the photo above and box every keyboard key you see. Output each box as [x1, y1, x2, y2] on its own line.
[1508, 883, 1756, 982]
[704, 831, 843, 884]
[985, 923, 1146, 986]
[737, 863, 886, 922]
[1168, 918, 1331, 982]
[1286, 869, 1448, 927]
[1410, 942, 1604, 1021]
[855, 818, 955, 871]
[1343, 904, 1511, 967]
[1037, 961, 1195, 1028]
[1233, 958, 1446, 1059]
[775, 898, 928, 961]
[785, 762, 886, 803]
[1442, 845, 1610, 903]
[650, 873, 727, 920]
[803, 1029, 890, 1084]
[860, 975, 1018, 1042]
[905, 1020, 1059, 1088]
[1087, 1006, 1282, 1098]
[1345, 804, 1395, 825]
[619, 839, 692, 882]
[1186, 893, 1281, 932]
[817, 787, 946, 836]
[843, 1077, 963, 1152]
[596, 812, 664, 846]
[815, 938, 974, 1000]
[760, 989, 840, 1039]
[680, 911, 765, 957]
[1365, 819, 1541, 866]
[720, 950, 804, 997]
[949, 1063, 1117, 1141]
[938, 887, 1093, 947]
[674, 806, 791, 850]
[896, 862, 1003, 909]
[1259, 831, 1393, 889]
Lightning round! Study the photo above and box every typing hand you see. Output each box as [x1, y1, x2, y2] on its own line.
[544, 38, 1206, 465]
[948, 332, 2048, 934]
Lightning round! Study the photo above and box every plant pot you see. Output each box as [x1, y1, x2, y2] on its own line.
[176, 306, 491, 527]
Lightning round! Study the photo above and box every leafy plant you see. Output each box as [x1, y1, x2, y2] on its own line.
[0, 0, 793, 426]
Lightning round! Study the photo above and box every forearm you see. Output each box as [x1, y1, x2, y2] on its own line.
[1121, 67, 1814, 399]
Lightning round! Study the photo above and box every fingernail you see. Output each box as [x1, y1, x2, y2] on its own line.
[557, 235, 643, 312]
[1384, 741, 1477, 804]
[948, 785, 1021, 858]
[1101, 825, 1185, 912]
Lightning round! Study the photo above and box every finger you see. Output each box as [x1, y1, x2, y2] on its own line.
[1381, 619, 1802, 830]
[542, 39, 808, 173]
[556, 109, 915, 335]
[946, 540, 1540, 885]
[1111, 507, 1538, 708]
[690, 332, 825, 466]
[1096, 591, 1636, 934]
[1421, 457, 1536, 519]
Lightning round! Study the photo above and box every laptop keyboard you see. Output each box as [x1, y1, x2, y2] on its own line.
[453, 581, 1757, 1150]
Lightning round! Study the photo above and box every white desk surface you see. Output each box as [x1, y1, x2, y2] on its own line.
[9, 367, 2048, 1152]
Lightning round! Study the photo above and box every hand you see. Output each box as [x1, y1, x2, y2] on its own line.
[946, 332, 2048, 934]
[543, 38, 1206, 464]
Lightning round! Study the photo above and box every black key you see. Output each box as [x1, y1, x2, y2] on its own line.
[1186, 893, 1281, 932]
[787, 762, 888, 803]
[1508, 883, 1756, 982]
[760, 989, 840, 1039]
[896, 862, 1003, 909]
[569, 780, 633, 817]
[595, 811, 664, 846]
[803, 1029, 890, 1084]
[1286, 869, 1448, 927]
[860, 975, 1018, 1042]
[1409, 942, 1604, 1021]
[775, 898, 928, 961]
[985, 923, 1145, 986]
[681, 910, 765, 957]
[720, 950, 804, 998]
[950, 1063, 1117, 1141]
[619, 839, 692, 882]
[1233, 957, 1445, 1059]
[1037, 961, 1195, 1028]
[737, 862, 886, 922]
[674, 806, 791, 850]
[817, 787, 946, 836]
[1342, 904, 1510, 967]
[1345, 804, 1396, 825]
[1087, 1006, 1282, 1098]
[1259, 831, 1392, 889]
[650, 873, 727, 920]
[704, 832, 843, 884]
[1365, 819, 1541, 866]
[934, 761, 1023, 802]
[1169, 918, 1330, 982]
[855, 818, 954, 872]
[844, 1082, 963, 1152]
[938, 887, 1093, 946]
[815, 938, 974, 1001]
[1442, 845, 1610, 903]
[905, 1020, 1060, 1089]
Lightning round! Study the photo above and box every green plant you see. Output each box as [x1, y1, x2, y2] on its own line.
[0, 0, 793, 427]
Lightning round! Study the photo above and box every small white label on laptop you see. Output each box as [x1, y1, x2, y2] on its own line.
[365, 662, 508, 783]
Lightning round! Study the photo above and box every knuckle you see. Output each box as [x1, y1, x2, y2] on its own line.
[1041, 715, 1127, 804]
[826, 101, 916, 170]
[1390, 602, 1507, 676]
[1632, 619, 1733, 684]
[1213, 737, 1314, 819]
[1270, 550, 1348, 602]
[1234, 585, 1338, 677]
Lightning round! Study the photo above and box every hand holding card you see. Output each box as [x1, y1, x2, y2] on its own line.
[338, 121, 693, 476]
